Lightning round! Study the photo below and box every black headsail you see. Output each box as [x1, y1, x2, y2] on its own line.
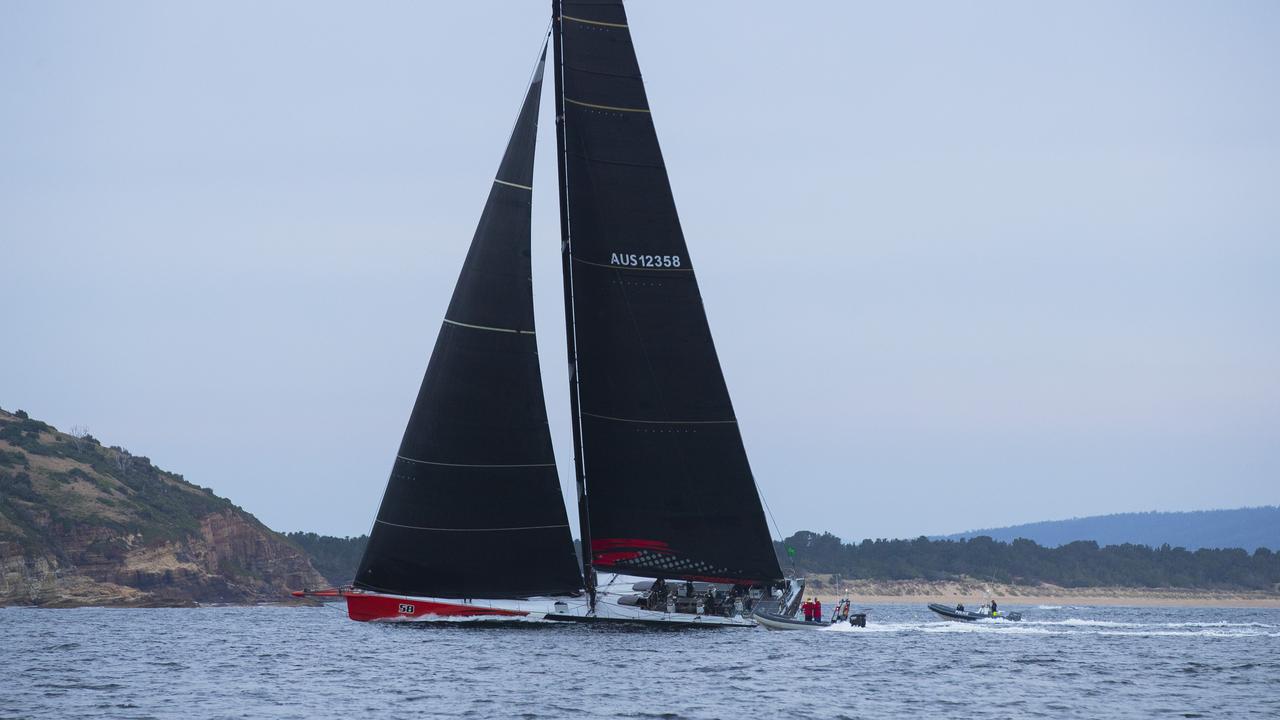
[354, 45, 583, 600]
[553, 1, 783, 585]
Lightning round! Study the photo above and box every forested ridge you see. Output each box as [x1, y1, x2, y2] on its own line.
[286, 530, 1280, 592]
[285, 532, 367, 586]
[776, 532, 1280, 591]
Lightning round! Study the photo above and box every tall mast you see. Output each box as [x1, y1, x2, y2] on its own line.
[552, 0, 595, 609]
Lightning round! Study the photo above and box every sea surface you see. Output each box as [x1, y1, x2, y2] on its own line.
[2, 603, 1278, 719]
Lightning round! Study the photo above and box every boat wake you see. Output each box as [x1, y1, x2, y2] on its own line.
[818, 617, 1280, 638]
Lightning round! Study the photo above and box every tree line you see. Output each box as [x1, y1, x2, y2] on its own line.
[775, 531, 1280, 590]
[278, 529, 1280, 591]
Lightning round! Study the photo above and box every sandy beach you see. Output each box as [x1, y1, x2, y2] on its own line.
[811, 578, 1280, 608]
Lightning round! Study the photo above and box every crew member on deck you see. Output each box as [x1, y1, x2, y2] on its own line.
[813, 598, 822, 623]
[802, 598, 814, 622]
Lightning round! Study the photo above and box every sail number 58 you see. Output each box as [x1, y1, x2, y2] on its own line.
[609, 253, 682, 268]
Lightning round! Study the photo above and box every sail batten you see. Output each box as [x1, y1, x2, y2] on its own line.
[580, 412, 736, 425]
[375, 520, 571, 533]
[494, 178, 534, 191]
[353, 42, 583, 601]
[565, 97, 650, 113]
[555, 0, 783, 585]
[561, 14, 628, 29]
[441, 318, 535, 335]
[395, 455, 556, 469]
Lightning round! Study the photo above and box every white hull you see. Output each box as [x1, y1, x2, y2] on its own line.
[340, 576, 758, 627]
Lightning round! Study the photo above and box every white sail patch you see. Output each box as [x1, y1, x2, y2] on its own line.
[609, 252, 682, 269]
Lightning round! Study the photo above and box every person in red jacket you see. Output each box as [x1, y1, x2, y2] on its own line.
[802, 598, 813, 622]
[813, 598, 823, 623]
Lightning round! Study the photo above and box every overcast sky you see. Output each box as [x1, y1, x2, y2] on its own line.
[3, 1, 1277, 542]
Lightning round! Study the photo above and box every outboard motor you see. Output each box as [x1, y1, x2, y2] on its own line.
[849, 613, 867, 628]
[779, 577, 806, 618]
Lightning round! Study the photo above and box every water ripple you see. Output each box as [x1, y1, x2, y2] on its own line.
[0, 604, 1277, 718]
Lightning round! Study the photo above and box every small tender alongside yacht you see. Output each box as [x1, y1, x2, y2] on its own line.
[928, 602, 1023, 622]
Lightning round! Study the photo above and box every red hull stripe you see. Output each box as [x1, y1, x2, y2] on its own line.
[345, 594, 529, 622]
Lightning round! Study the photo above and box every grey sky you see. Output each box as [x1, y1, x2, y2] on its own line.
[3, 1, 1277, 542]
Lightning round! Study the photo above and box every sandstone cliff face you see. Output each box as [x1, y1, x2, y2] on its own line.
[0, 408, 326, 606]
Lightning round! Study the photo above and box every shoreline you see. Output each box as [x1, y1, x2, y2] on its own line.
[6, 591, 1280, 611]
[833, 594, 1280, 608]
[811, 579, 1280, 609]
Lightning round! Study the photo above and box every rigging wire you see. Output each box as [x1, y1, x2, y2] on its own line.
[495, 24, 554, 167]
[758, 484, 792, 575]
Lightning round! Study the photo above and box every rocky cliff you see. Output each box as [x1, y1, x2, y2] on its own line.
[0, 407, 326, 606]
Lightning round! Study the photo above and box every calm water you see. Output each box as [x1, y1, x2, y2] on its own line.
[2, 603, 1278, 719]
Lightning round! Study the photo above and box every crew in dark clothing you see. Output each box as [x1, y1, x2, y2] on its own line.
[990, 600, 998, 615]
[649, 579, 666, 610]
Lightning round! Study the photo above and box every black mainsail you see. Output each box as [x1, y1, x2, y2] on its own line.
[553, 1, 783, 586]
[354, 46, 583, 600]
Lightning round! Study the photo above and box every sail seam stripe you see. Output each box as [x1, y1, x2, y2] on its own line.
[376, 519, 569, 532]
[561, 14, 628, 29]
[396, 455, 555, 469]
[581, 411, 737, 425]
[573, 256, 693, 273]
[442, 318, 535, 335]
[565, 97, 650, 114]
[562, 63, 641, 81]
[494, 178, 533, 191]
[567, 150, 664, 170]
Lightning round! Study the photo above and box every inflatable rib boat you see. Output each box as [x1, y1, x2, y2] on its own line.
[927, 603, 1022, 622]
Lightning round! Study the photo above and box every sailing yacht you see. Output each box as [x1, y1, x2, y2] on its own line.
[295, 0, 797, 627]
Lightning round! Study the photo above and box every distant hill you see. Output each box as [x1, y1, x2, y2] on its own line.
[0, 407, 327, 606]
[939, 507, 1280, 551]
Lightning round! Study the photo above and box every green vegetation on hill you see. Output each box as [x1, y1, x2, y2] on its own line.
[778, 531, 1280, 591]
[285, 532, 367, 586]
[0, 411, 236, 556]
[0, 406, 325, 606]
